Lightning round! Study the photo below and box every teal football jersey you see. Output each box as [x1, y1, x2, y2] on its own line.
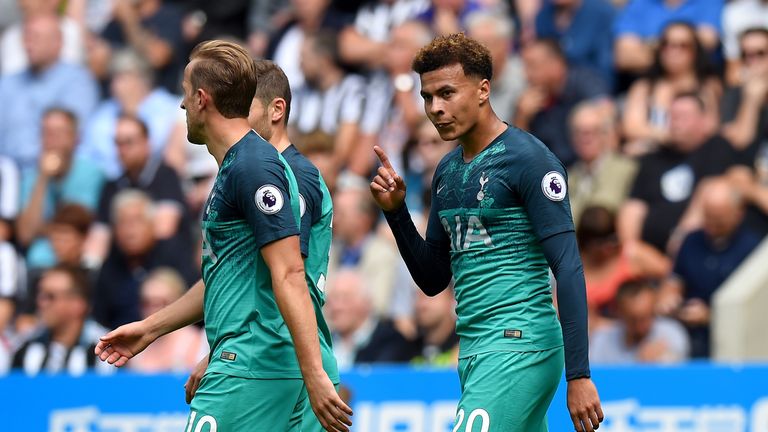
[201, 131, 303, 379]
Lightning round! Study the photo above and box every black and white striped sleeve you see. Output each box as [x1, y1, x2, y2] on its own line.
[0, 156, 20, 220]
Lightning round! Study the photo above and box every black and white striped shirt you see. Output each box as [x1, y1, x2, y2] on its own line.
[290, 74, 366, 135]
[0, 155, 19, 221]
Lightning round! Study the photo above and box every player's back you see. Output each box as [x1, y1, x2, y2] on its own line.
[281, 144, 339, 384]
[432, 127, 570, 357]
[200, 131, 303, 379]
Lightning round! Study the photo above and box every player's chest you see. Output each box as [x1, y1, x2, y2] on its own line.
[202, 177, 237, 223]
[434, 161, 519, 211]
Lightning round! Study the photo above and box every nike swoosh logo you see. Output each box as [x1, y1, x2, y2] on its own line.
[437, 184, 446, 194]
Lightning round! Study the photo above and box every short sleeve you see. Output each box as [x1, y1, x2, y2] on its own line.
[614, 0, 645, 37]
[227, 155, 299, 250]
[516, 145, 575, 241]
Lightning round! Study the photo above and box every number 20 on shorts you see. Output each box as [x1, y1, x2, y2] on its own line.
[453, 408, 490, 432]
[186, 411, 218, 432]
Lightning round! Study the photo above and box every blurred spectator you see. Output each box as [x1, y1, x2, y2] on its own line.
[11, 264, 113, 375]
[350, 20, 433, 177]
[17, 204, 94, 335]
[658, 178, 762, 358]
[290, 30, 365, 170]
[578, 206, 670, 319]
[182, 141, 218, 220]
[568, 100, 636, 225]
[622, 22, 721, 154]
[87, 114, 193, 269]
[92, 189, 197, 329]
[0, 155, 19, 242]
[619, 93, 740, 254]
[416, 0, 486, 36]
[1, 0, 86, 75]
[514, 38, 609, 166]
[338, 0, 429, 70]
[405, 118, 457, 211]
[410, 287, 458, 366]
[176, 0, 252, 47]
[270, 0, 338, 89]
[326, 269, 419, 369]
[96, 0, 184, 93]
[129, 268, 206, 372]
[297, 130, 339, 192]
[16, 109, 104, 270]
[0, 0, 20, 33]
[721, 0, 768, 84]
[0, 156, 20, 332]
[535, 0, 616, 89]
[64, 0, 116, 34]
[727, 165, 768, 237]
[466, 11, 526, 124]
[0, 14, 99, 170]
[330, 182, 400, 317]
[590, 279, 690, 364]
[79, 49, 183, 179]
[613, 0, 722, 75]
[721, 28, 768, 159]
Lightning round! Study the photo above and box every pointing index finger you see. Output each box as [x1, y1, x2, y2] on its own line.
[373, 146, 394, 171]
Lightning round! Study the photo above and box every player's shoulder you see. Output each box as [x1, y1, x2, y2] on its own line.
[499, 126, 553, 159]
[282, 145, 320, 182]
[228, 131, 283, 169]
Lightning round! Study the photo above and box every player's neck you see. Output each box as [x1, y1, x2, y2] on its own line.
[269, 126, 291, 153]
[205, 117, 253, 166]
[459, 113, 507, 161]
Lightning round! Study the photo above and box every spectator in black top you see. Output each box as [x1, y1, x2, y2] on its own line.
[87, 114, 193, 269]
[619, 93, 742, 255]
[92, 189, 197, 329]
[11, 264, 113, 376]
[514, 38, 609, 166]
[326, 268, 419, 369]
[95, 0, 184, 93]
[658, 178, 762, 358]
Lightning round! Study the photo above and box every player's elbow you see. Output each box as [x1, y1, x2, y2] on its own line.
[271, 262, 306, 292]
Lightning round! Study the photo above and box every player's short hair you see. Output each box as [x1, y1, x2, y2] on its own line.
[253, 60, 292, 125]
[189, 40, 256, 119]
[43, 107, 78, 130]
[412, 33, 493, 81]
[51, 203, 93, 236]
[117, 113, 149, 138]
[43, 263, 91, 303]
[110, 189, 155, 225]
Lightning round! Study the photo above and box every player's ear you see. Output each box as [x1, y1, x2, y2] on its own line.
[196, 88, 209, 111]
[478, 79, 490, 105]
[271, 98, 287, 124]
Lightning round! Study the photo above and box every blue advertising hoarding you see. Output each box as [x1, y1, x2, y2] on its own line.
[1, 364, 768, 431]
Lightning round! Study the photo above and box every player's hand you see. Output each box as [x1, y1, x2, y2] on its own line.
[567, 378, 603, 432]
[184, 354, 210, 404]
[304, 371, 353, 432]
[370, 145, 406, 212]
[94, 320, 157, 367]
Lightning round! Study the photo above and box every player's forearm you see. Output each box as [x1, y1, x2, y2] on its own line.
[383, 204, 452, 296]
[145, 279, 205, 338]
[273, 269, 325, 376]
[541, 232, 591, 380]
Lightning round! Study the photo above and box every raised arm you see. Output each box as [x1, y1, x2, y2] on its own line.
[371, 146, 453, 295]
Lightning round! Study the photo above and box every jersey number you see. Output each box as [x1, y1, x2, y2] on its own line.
[186, 411, 218, 432]
[441, 215, 493, 251]
[453, 408, 490, 432]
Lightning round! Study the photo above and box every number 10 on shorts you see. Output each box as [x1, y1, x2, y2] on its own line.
[186, 411, 218, 432]
[453, 408, 490, 432]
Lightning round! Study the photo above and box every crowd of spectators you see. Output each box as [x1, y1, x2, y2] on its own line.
[0, 0, 767, 375]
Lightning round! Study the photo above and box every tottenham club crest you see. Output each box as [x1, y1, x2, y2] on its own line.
[541, 171, 567, 201]
[255, 185, 284, 214]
